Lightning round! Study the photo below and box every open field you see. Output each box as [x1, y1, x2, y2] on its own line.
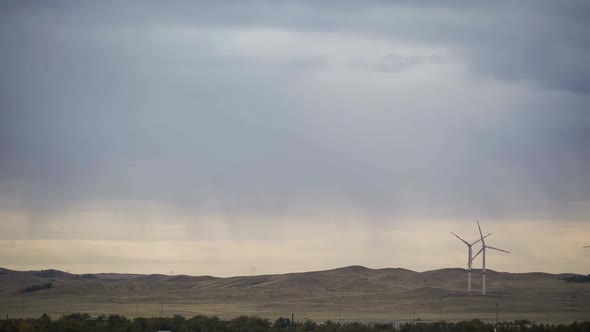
[1, 266, 589, 323]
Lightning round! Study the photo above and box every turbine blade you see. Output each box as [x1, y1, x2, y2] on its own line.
[471, 233, 492, 246]
[476, 220, 485, 246]
[584, 246, 590, 248]
[451, 232, 469, 245]
[471, 247, 484, 262]
[487, 245, 510, 254]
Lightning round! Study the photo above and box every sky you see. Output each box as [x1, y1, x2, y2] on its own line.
[1, 1, 589, 276]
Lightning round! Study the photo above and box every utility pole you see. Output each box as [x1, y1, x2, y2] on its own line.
[161, 300, 164, 317]
[136, 304, 139, 317]
[291, 313, 294, 326]
[495, 302, 499, 324]
[338, 304, 341, 320]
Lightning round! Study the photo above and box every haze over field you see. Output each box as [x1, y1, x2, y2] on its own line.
[1, 1, 590, 276]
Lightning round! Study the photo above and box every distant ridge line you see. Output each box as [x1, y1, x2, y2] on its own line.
[0, 265, 581, 279]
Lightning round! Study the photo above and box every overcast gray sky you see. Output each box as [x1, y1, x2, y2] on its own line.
[1, 1, 589, 276]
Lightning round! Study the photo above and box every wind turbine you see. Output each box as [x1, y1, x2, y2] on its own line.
[472, 221, 510, 295]
[450, 231, 491, 291]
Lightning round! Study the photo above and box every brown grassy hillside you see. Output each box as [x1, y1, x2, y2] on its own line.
[1, 266, 588, 323]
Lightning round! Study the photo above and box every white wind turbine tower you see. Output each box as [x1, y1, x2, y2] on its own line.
[472, 221, 510, 295]
[450, 231, 491, 291]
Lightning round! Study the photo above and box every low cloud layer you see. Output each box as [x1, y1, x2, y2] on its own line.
[1, 210, 589, 275]
[0, 1, 589, 274]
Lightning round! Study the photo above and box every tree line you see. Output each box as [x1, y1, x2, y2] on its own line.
[1, 313, 589, 332]
[562, 274, 590, 283]
[23, 282, 53, 293]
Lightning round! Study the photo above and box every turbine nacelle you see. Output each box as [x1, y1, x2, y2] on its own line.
[471, 245, 510, 263]
[451, 232, 491, 248]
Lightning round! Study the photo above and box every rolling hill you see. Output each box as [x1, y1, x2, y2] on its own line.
[1, 266, 589, 323]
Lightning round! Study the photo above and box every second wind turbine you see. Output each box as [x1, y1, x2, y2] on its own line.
[473, 220, 510, 295]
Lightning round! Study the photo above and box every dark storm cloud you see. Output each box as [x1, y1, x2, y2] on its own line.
[0, 1, 589, 221]
[7, 0, 587, 93]
[350, 53, 445, 73]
